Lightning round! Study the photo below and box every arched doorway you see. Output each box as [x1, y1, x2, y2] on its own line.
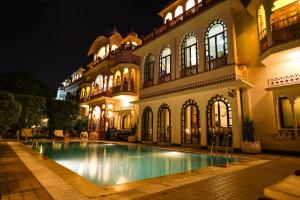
[142, 107, 153, 141]
[157, 104, 171, 143]
[121, 114, 131, 129]
[181, 99, 200, 144]
[207, 95, 232, 146]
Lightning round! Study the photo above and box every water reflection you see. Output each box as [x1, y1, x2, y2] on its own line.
[32, 142, 235, 186]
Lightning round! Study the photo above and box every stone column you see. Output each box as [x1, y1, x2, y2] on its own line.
[128, 68, 132, 91]
[263, 0, 273, 47]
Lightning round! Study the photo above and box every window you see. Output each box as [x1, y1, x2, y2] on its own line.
[165, 12, 173, 23]
[144, 54, 154, 83]
[181, 32, 198, 73]
[95, 75, 104, 93]
[114, 71, 121, 86]
[159, 45, 171, 83]
[157, 104, 171, 143]
[175, 6, 183, 17]
[181, 99, 200, 144]
[80, 88, 85, 99]
[186, 0, 195, 11]
[142, 107, 153, 141]
[91, 106, 101, 131]
[207, 95, 232, 146]
[257, 5, 267, 40]
[278, 97, 294, 128]
[205, 20, 228, 70]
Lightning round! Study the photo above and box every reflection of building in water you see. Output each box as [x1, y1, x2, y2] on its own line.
[57, 0, 300, 152]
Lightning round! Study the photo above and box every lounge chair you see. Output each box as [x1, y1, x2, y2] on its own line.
[80, 131, 88, 141]
[89, 132, 99, 141]
[264, 173, 300, 200]
[21, 128, 32, 141]
[54, 130, 64, 139]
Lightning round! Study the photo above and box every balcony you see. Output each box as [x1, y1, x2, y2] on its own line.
[181, 65, 199, 78]
[267, 74, 300, 89]
[141, 0, 224, 44]
[80, 90, 112, 103]
[272, 13, 300, 46]
[143, 79, 154, 88]
[114, 50, 140, 66]
[140, 64, 249, 100]
[112, 83, 136, 95]
[205, 56, 227, 71]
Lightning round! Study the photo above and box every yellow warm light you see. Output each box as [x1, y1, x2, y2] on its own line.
[175, 5, 183, 17]
[123, 68, 129, 74]
[288, 51, 300, 60]
[272, 0, 298, 11]
[164, 12, 173, 23]
[186, 0, 195, 10]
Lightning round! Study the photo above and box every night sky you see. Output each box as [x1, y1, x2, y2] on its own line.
[0, 0, 172, 90]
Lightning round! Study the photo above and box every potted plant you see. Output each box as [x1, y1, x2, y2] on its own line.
[241, 118, 261, 154]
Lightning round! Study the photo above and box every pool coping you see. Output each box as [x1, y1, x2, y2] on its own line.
[12, 140, 272, 199]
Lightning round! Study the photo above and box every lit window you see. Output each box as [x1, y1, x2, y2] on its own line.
[144, 54, 154, 82]
[111, 44, 118, 52]
[157, 104, 171, 143]
[97, 47, 106, 59]
[257, 5, 266, 39]
[114, 71, 121, 86]
[159, 45, 171, 82]
[186, 0, 195, 11]
[205, 19, 228, 70]
[165, 12, 173, 23]
[95, 75, 104, 92]
[181, 32, 198, 71]
[175, 6, 183, 17]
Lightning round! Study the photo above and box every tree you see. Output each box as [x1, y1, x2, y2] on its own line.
[0, 71, 55, 98]
[12, 94, 46, 131]
[46, 99, 79, 131]
[0, 91, 21, 137]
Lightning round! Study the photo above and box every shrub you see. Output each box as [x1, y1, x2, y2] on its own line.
[0, 91, 21, 137]
[74, 116, 88, 132]
[242, 118, 255, 142]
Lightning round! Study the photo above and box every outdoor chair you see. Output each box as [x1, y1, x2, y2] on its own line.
[80, 131, 88, 141]
[21, 128, 33, 141]
[54, 130, 64, 139]
[89, 132, 99, 141]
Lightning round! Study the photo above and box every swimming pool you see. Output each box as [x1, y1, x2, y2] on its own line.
[32, 142, 236, 186]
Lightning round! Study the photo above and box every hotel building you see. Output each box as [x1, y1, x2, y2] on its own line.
[58, 0, 300, 152]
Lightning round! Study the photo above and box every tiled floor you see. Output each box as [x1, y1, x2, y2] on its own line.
[135, 156, 300, 200]
[0, 143, 53, 200]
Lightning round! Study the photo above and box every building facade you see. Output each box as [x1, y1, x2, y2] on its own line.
[58, 0, 300, 152]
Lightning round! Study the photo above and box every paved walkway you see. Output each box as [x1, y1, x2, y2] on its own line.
[0, 142, 53, 200]
[135, 156, 300, 200]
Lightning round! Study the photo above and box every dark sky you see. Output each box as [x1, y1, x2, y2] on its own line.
[0, 0, 171, 90]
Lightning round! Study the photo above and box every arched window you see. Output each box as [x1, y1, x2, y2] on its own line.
[95, 75, 104, 93]
[186, 0, 195, 11]
[181, 32, 199, 77]
[159, 45, 171, 83]
[205, 20, 228, 71]
[207, 95, 232, 146]
[175, 6, 183, 18]
[144, 54, 154, 87]
[157, 104, 171, 143]
[257, 5, 266, 40]
[165, 12, 173, 23]
[142, 107, 153, 141]
[114, 71, 121, 86]
[86, 87, 91, 100]
[80, 88, 85, 99]
[92, 106, 101, 131]
[181, 99, 200, 144]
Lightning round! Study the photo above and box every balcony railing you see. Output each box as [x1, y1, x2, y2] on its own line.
[143, 79, 154, 88]
[142, 0, 223, 43]
[158, 73, 171, 83]
[268, 74, 300, 88]
[112, 84, 135, 94]
[205, 56, 227, 71]
[114, 50, 140, 66]
[272, 13, 300, 46]
[181, 65, 199, 77]
[80, 90, 112, 102]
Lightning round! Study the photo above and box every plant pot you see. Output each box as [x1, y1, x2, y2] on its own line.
[241, 141, 261, 154]
[128, 135, 136, 143]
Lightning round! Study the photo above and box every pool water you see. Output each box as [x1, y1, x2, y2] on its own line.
[32, 142, 236, 186]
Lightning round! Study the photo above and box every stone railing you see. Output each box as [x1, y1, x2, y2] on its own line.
[268, 74, 300, 88]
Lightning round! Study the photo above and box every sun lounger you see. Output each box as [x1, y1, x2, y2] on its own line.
[264, 175, 300, 200]
[54, 130, 64, 139]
